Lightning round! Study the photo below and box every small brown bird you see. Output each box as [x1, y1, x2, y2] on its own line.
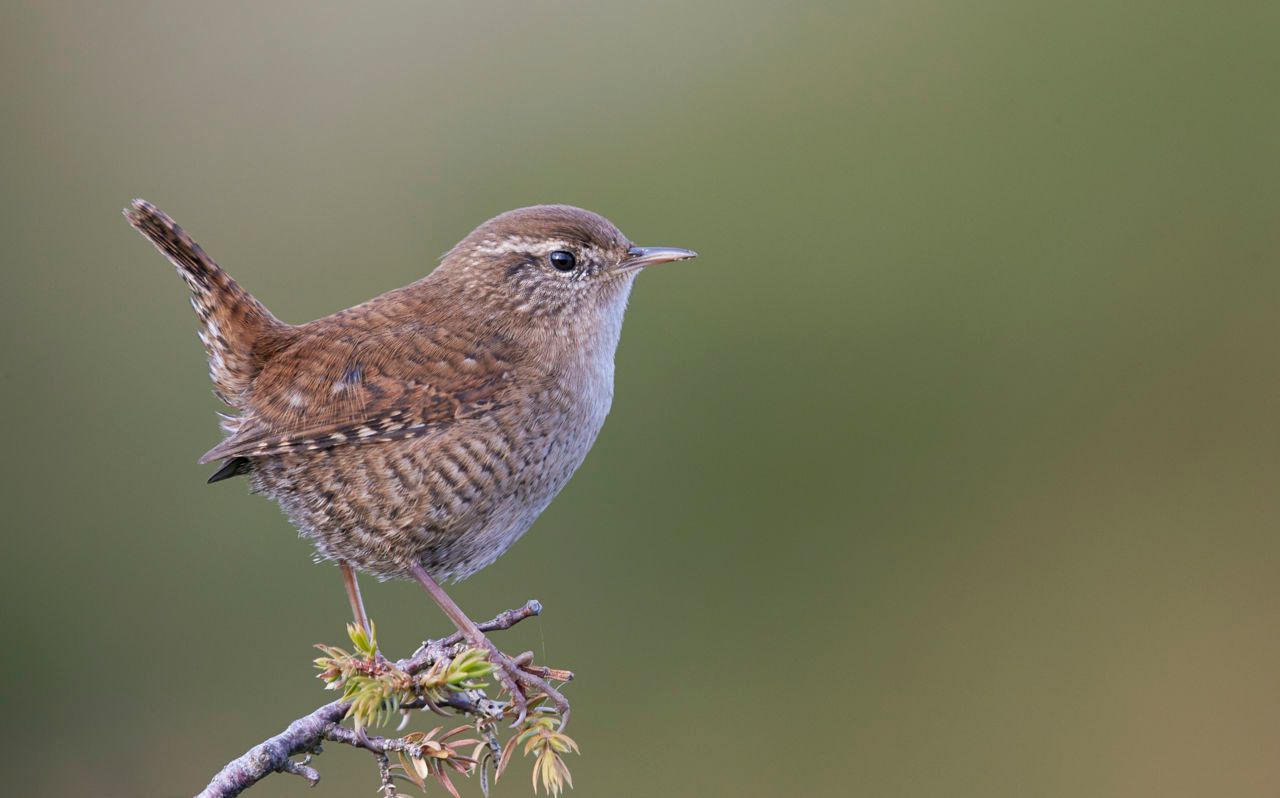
[125, 199, 694, 721]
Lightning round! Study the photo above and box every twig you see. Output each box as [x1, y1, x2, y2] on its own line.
[375, 752, 398, 798]
[194, 600, 542, 798]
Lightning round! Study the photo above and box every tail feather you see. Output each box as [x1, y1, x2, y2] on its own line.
[124, 199, 289, 406]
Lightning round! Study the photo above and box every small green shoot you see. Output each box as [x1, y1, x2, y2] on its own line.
[315, 622, 497, 731]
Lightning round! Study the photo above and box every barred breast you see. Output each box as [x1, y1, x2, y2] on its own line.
[250, 374, 610, 582]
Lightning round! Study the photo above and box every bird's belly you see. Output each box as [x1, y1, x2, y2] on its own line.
[250, 399, 605, 582]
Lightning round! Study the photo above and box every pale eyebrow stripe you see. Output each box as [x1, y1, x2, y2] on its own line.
[472, 237, 576, 257]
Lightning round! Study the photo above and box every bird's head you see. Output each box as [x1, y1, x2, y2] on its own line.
[432, 205, 695, 348]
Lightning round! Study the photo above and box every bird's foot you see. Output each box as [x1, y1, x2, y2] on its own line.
[473, 638, 572, 729]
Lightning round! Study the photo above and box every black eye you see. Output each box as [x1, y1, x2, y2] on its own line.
[548, 250, 577, 272]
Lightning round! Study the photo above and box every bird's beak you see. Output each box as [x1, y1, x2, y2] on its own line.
[620, 246, 698, 273]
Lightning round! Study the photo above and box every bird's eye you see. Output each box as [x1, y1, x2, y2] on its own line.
[548, 250, 577, 272]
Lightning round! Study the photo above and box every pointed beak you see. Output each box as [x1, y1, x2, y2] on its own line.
[620, 246, 698, 272]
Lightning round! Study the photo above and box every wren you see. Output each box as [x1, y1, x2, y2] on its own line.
[125, 199, 695, 721]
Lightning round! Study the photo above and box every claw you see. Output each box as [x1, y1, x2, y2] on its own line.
[355, 724, 375, 750]
[470, 638, 567, 729]
[509, 698, 529, 728]
[422, 695, 451, 717]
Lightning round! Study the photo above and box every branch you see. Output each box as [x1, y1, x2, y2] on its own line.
[195, 600, 543, 798]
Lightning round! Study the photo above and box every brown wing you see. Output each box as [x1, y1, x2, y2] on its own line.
[200, 320, 522, 463]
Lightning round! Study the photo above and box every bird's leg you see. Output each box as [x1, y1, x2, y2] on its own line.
[407, 562, 570, 727]
[339, 561, 371, 635]
[338, 561, 381, 749]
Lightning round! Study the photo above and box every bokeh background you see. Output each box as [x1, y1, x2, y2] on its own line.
[3, 1, 1279, 796]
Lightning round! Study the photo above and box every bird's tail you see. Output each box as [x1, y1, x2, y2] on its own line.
[124, 199, 289, 407]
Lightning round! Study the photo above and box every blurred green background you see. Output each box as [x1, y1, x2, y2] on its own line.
[3, 1, 1279, 796]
